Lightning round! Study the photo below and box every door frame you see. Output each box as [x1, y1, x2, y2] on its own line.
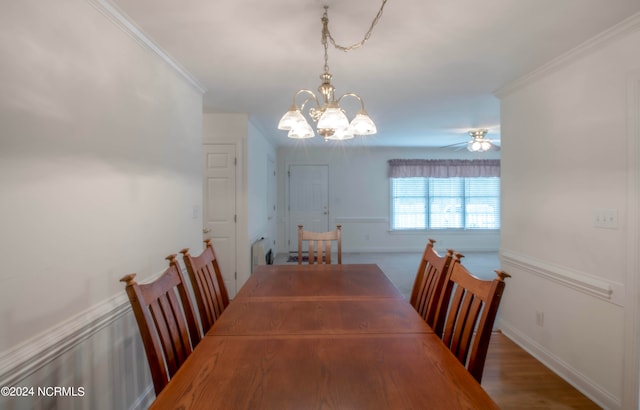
[623, 70, 640, 409]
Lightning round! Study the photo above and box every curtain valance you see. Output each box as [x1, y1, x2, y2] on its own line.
[388, 159, 500, 178]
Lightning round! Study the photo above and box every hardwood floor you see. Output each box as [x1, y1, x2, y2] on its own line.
[482, 332, 601, 409]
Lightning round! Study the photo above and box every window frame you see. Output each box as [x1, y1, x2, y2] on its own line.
[389, 176, 500, 231]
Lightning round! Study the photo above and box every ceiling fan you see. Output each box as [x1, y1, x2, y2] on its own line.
[442, 129, 500, 152]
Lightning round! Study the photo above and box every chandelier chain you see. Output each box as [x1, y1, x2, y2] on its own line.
[322, 0, 389, 54]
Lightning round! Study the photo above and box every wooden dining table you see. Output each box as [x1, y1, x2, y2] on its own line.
[150, 263, 499, 409]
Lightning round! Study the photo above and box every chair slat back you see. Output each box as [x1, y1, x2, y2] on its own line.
[181, 239, 230, 335]
[298, 225, 342, 264]
[409, 238, 454, 334]
[120, 255, 200, 396]
[440, 255, 510, 383]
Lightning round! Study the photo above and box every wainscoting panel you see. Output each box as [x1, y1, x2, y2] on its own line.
[0, 298, 154, 410]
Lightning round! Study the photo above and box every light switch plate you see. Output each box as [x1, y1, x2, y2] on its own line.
[593, 208, 618, 229]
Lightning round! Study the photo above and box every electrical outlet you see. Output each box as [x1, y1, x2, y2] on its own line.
[593, 208, 618, 229]
[536, 310, 544, 327]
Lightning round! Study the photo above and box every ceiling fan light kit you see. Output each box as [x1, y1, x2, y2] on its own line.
[278, 2, 387, 140]
[467, 129, 493, 152]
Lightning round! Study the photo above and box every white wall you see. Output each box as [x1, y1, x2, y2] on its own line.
[277, 145, 501, 255]
[497, 17, 640, 410]
[248, 121, 278, 257]
[0, 0, 203, 408]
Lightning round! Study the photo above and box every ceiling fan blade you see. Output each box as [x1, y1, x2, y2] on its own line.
[440, 141, 467, 149]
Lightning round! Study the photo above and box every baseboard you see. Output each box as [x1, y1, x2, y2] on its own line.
[499, 321, 619, 410]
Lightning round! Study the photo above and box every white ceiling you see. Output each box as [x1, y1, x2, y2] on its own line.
[112, 0, 640, 148]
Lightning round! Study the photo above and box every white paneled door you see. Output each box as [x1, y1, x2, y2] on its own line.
[288, 165, 329, 253]
[267, 155, 277, 252]
[203, 143, 237, 297]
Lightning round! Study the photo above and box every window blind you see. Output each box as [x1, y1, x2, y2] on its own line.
[391, 177, 500, 230]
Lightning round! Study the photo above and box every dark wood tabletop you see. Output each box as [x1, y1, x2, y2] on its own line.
[150, 263, 498, 409]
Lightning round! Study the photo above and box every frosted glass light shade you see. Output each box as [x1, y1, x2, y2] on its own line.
[288, 121, 315, 139]
[317, 104, 349, 130]
[278, 107, 306, 130]
[348, 110, 377, 135]
[468, 140, 492, 152]
[325, 128, 354, 140]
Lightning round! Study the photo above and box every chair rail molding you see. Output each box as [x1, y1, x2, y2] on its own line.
[0, 266, 167, 388]
[0, 293, 130, 387]
[500, 249, 624, 307]
[334, 217, 388, 224]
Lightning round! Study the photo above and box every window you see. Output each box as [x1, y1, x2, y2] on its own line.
[391, 177, 500, 230]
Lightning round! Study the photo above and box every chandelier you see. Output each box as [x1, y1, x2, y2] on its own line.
[467, 129, 493, 152]
[278, 3, 388, 141]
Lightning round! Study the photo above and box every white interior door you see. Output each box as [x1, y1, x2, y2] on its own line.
[267, 155, 277, 254]
[288, 165, 329, 253]
[203, 143, 237, 297]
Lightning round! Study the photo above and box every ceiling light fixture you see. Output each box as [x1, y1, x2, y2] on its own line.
[467, 129, 492, 152]
[278, 2, 388, 141]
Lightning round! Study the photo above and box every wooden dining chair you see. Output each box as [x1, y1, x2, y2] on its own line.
[409, 238, 454, 335]
[119, 254, 201, 396]
[439, 254, 511, 383]
[298, 224, 342, 264]
[181, 239, 230, 336]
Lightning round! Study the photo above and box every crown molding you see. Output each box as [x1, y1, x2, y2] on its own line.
[495, 12, 640, 98]
[87, 0, 207, 94]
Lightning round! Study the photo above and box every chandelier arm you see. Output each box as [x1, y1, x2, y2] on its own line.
[336, 93, 366, 110]
[299, 96, 319, 114]
[324, 0, 389, 53]
[293, 89, 319, 107]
